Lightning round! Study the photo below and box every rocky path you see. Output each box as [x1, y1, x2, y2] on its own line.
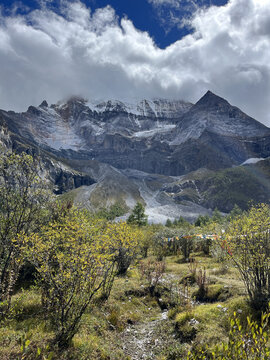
[121, 310, 173, 360]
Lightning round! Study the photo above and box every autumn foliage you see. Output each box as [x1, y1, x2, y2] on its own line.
[21, 207, 140, 347]
[223, 204, 270, 310]
[0, 152, 51, 319]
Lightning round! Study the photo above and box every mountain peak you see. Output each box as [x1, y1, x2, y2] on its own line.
[53, 96, 87, 109]
[26, 105, 41, 115]
[39, 100, 48, 108]
[195, 90, 229, 108]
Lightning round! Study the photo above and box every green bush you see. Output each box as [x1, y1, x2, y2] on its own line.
[187, 310, 270, 359]
[192, 284, 231, 302]
[95, 201, 128, 220]
[0, 152, 51, 319]
[224, 204, 270, 311]
[179, 236, 194, 260]
[24, 209, 123, 348]
[175, 312, 197, 342]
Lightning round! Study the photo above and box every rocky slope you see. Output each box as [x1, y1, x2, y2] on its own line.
[162, 158, 270, 212]
[58, 161, 211, 223]
[1, 92, 270, 176]
[0, 121, 95, 195]
[0, 91, 269, 221]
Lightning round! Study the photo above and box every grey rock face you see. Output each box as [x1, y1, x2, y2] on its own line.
[0, 91, 270, 221]
[1, 91, 269, 177]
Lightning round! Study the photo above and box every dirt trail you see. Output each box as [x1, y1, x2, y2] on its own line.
[121, 311, 171, 360]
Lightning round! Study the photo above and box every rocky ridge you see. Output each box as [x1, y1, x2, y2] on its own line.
[0, 91, 269, 221]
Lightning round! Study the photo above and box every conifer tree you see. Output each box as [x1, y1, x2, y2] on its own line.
[127, 202, 148, 227]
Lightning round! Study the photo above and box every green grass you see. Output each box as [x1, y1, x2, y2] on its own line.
[0, 267, 161, 359]
[176, 163, 270, 212]
[0, 249, 255, 360]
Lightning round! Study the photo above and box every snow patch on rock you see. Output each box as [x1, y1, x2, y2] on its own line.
[133, 124, 176, 138]
[241, 158, 266, 165]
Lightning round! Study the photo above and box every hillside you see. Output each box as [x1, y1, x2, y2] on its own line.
[162, 158, 270, 212]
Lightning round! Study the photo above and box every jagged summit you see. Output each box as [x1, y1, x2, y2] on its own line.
[192, 91, 268, 132]
[195, 90, 229, 108]
[0, 92, 270, 222]
[39, 100, 48, 108]
[0, 92, 269, 177]
[0, 92, 269, 221]
[170, 90, 270, 146]
[50, 97, 193, 119]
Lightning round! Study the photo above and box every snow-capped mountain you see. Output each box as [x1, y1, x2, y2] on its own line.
[1, 91, 269, 177]
[1, 91, 270, 220]
[2, 97, 192, 153]
[85, 98, 192, 118]
[170, 91, 270, 145]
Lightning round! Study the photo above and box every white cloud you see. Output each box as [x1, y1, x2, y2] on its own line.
[0, 0, 269, 126]
[148, 0, 180, 6]
[148, 0, 209, 32]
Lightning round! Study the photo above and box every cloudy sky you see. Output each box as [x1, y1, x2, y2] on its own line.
[0, 0, 270, 125]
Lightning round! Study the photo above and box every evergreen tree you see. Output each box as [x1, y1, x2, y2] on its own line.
[194, 214, 211, 227]
[178, 216, 191, 228]
[127, 202, 148, 226]
[165, 218, 172, 227]
[212, 208, 223, 223]
[228, 204, 242, 221]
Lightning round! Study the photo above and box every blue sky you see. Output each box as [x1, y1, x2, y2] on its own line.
[1, 0, 229, 48]
[0, 0, 270, 125]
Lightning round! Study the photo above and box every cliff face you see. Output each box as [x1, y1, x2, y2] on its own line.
[1, 92, 269, 177]
[0, 122, 95, 195]
[0, 91, 269, 221]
